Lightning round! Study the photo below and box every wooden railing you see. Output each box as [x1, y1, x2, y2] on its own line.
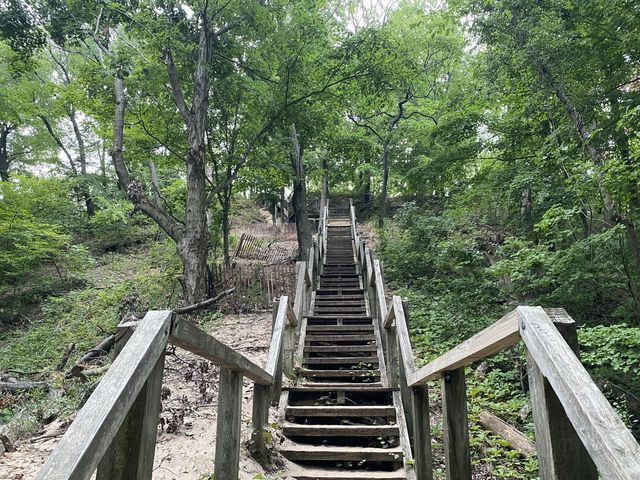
[36, 204, 329, 480]
[348, 200, 640, 480]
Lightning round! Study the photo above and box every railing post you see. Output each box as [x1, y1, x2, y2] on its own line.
[526, 309, 597, 480]
[271, 301, 283, 403]
[412, 385, 434, 480]
[96, 322, 167, 480]
[442, 368, 471, 480]
[386, 323, 399, 389]
[214, 367, 243, 479]
[251, 383, 271, 463]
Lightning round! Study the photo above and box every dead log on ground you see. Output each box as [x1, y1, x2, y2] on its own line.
[478, 410, 536, 456]
[174, 288, 235, 314]
[0, 379, 49, 394]
[66, 333, 116, 379]
[56, 343, 75, 372]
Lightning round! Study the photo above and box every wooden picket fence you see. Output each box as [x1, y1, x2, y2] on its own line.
[233, 233, 297, 262]
[210, 261, 297, 310]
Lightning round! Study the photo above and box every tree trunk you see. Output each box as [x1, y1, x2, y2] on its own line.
[536, 60, 640, 274]
[0, 124, 10, 182]
[379, 140, 390, 228]
[280, 187, 287, 225]
[99, 140, 107, 186]
[320, 153, 329, 212]
[361, 171, 371, 209]
[148, 159, 162, 207]
[68, 108, 95, 216]
[521, 186, 532, 227]
[180, 112, 209, 303]
[289, 124, 312, 261]
[222, 182, 232, 268]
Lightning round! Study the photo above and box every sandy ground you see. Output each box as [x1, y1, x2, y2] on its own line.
[0, 311, 281, 480]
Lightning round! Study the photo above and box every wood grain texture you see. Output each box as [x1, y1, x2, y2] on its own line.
[266, 296, 289, 402]
[215, 368, 243, 479]
[412, 385, 434, 480]
[442, 368, 471, 480]
[409, 309, 520, 386]
[526, 308, 596, 479]
[518, 306, 640, 480]
[294, 261, 307, 321]
[35, 310, 172, 480]
[170, 317, 272, 385]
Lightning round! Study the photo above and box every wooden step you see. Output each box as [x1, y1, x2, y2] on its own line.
[283, 423, 399, 437]
[286, 405, 396, 417]
[298, 369, 380, 378]
[307, 315, 373, 321]
[284, 384, 392, 392]
[315, 288, 364, 294]
[305, 334, 376, 342]
[305, 345, 378, 353]
[288, 468, 405, 480]
[303, 356, 378, 365]
[281, 444, 403, 462]
[306, 324, 373, 332]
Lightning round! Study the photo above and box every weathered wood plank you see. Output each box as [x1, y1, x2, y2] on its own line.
[519, 306, 640, 480]
[412, 385, 434, 480]
[35, 310, 172, 480]
[394, 296, 417, 376]
[409, 309, 519, 386]
[384, 301, 396, 328]
[442, 368, 471, 480]
[96, 351, 166, 479]
[170, 317, 272, 385]
[250, 383, 271, 463]
[214, 368, 243, 479]
[266, 297, 289, 402]
[373, 259, 387, 320]
[294, 261, 306, 321]
[527, 309, 596, 479]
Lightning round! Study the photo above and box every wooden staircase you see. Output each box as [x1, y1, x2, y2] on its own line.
[281, 201, 408, 480]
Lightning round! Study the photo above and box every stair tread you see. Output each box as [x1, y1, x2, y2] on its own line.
[281, 443, 404, 461]
[306, 326, 373, 333]
[283, 423, 399, 436]
[285, 384, 393, 391]
[286, 406, 396, 416]
[287, 468, 405, 480]
[303, 356, 379, 364]
[305, 345, 378, 352]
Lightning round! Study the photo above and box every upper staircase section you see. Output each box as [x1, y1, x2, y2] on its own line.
[281, 201, 406, 479]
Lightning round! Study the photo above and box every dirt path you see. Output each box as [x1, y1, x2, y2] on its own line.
[0, 311, 280, 480]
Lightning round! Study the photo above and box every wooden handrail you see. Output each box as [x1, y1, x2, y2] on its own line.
[170, 317, 273, 385]
[519, 307, 640, 479]
[409, 309, 520, 386]
[36, 310, 173, 480]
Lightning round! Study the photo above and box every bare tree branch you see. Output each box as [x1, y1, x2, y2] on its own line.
[163, 48, 192, 126]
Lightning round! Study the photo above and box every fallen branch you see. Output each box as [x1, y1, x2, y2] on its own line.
[0, 380, 49, 394]
[478, 410, 536, 456]
[83, 365, 110, 377]
[56, 343, 76, 372]
[66, 333, 116, 379]
[174, 288, 235, 314]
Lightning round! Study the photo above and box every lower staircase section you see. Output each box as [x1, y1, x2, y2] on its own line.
[281, 205, 407, 480]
